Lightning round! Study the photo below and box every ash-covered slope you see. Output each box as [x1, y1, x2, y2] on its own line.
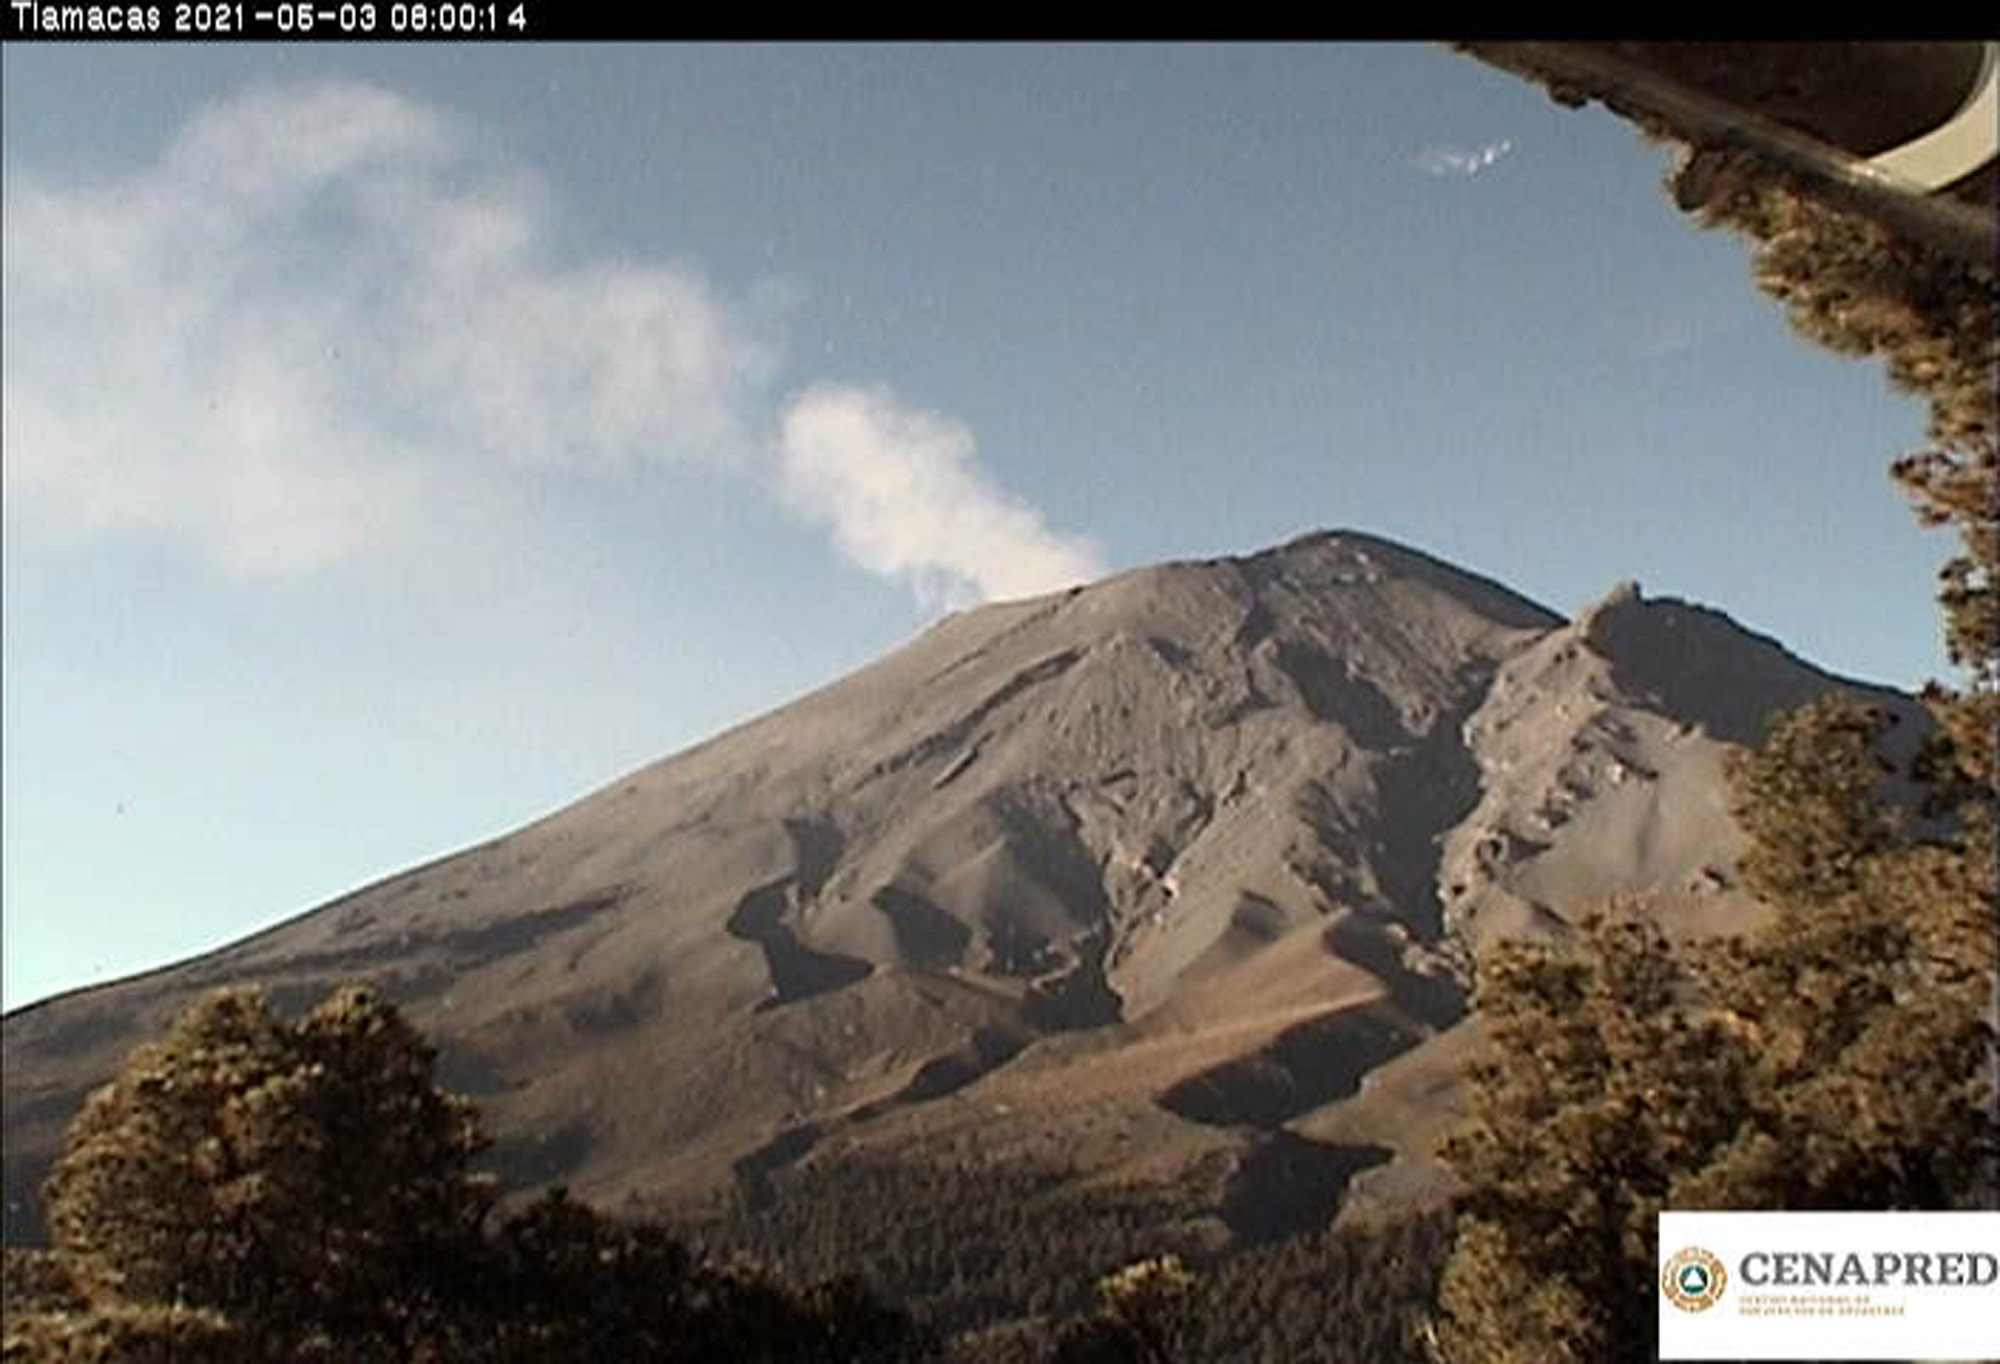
[1, 532, 1913, 1244]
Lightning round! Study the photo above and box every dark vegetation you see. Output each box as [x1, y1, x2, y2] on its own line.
[0, 987, 936, 1363]
[2, 983, 1450, 1362]
[692, 1156, 1215, 1331]
[697, 1152, 1451, 1359]
[930, 1214, 1452, 1363]
[1428, 48, 1998, 1363]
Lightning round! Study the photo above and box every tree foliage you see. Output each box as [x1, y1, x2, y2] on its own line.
[0, 1300, 257, 1364]
[1676, 103, 1999, 796]
[42, 984, 490, 1343]
[1432, 53, 1998, 1362]
[1046, 1256, 1199, 1364]
[697, 1147, 1451, 1362]
[10, 985, 933, 1363]
[1432, 915, 1752, 1363]
[1435, 705, 1995, 1364]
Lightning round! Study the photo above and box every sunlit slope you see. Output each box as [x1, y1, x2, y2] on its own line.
[2, 530, 1914, 1244]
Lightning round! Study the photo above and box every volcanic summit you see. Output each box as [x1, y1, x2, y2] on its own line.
[1, 531, 1912, 1245]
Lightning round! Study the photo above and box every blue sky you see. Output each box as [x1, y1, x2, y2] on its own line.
[1, 43, 1948, 1009]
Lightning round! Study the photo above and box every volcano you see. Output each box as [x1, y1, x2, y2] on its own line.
[1, 531, 1914, 1248]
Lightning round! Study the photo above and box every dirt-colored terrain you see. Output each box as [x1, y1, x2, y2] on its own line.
[1, 531, 1917, 1245]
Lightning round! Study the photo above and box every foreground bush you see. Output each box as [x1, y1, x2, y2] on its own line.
[1, 1302, 254, 1364]
[20, 985, 931, 1362]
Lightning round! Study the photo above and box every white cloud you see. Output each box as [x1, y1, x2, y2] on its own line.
[779, 384, 1106, 607]
[1414, 139, 1516, 177]
[2, 80, 779, 577]
[3, 79, 1102, 609]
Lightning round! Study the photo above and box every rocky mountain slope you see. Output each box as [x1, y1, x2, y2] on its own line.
[1, 531, 1915, 1246]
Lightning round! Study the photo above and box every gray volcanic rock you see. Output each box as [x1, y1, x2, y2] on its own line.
[0, 531, 1916, 1244]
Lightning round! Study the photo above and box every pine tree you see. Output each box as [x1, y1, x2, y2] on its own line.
[1684, 699, 1994, 1214]
[1049, 1256, 1198, 1364]
[39, 985, 491, 1352]
[1432, 916, 1752, 1364]
[1433, 48, 1998, 1360]
[20, 984, 937, 1361]
[1432, 706, 1994, 1361]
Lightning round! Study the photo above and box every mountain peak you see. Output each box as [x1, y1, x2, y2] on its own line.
[1, 532, 1912, 1248]
[1062, 528, 1560, 644]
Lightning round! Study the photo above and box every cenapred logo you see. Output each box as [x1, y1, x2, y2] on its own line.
[1660, 1211, 2000, 1360]
[1662, 1246, 1728, 1313]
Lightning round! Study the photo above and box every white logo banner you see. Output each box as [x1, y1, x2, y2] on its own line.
[1659, 1211, 2000, 1360]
